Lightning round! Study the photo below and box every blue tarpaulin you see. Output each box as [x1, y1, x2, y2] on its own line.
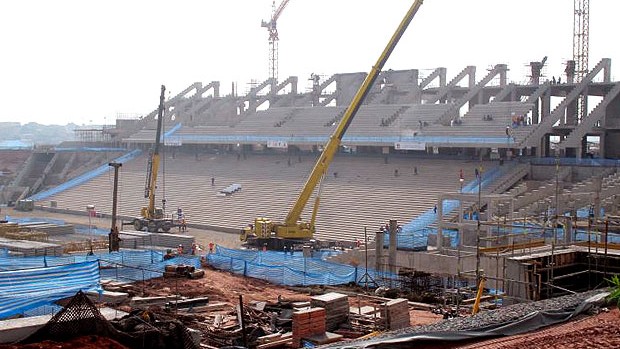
[0, 260, 100, 319]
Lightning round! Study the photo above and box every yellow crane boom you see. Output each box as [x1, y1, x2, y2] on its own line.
[242, 0, 425, 247]
[132, 85, 178, 233]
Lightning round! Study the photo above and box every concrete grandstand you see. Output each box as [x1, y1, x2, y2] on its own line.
[3, 60, 620, 303]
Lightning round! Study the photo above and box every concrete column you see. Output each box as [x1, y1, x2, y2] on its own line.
[388, 220, 398, 274]
[594, 177, 602, 218]
[375, 231, 384, 273]
[498, 64, 508, 86]
[436, 201, 443, 250]
[439, 68, 447, 87]
[541, 90, 551, 119]
[468, 67, 476, 88]
[564, 216, 573, 244]
[599, 132, 606, 158]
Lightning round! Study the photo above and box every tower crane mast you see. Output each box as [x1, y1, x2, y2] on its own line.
[261, 0, 290, 88]
[573, 0, 589, 122]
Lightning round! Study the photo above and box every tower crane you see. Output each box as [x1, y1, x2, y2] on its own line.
[261, 0, 290, 88]
[573, 0, 589, 122]
[242, 0, 425, 249]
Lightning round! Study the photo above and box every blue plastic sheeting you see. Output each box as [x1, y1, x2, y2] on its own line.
[74, 225, 113, 236]
[76, 250, 164, 267]
[528, 157, 620, 167]
[5, 216, 66, 226]
[207, 246, 384, 287]
[0, 250, 164, 272]
[0, 249, 7, 258]
[0, 260, 100, 319]
[173, 132, 518, 145]
[54, 147, 128, 152]
[175, 134, 516, 146]
[0, 140, 33, 150]
[389, 165, 504, 250]
[27, 149, 142, 202]
[575, 231, 620, 244]
[23, 303, 64, 317]
[0, 255, 78, 271]
[164, 123, 182, 137]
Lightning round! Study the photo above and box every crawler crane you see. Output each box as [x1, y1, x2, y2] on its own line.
[240, 0, 424, 249]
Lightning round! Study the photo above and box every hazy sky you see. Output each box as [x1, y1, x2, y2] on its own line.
[1, 0, 618, 126]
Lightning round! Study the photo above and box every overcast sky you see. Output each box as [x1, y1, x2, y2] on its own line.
[1, 0, 618, 126]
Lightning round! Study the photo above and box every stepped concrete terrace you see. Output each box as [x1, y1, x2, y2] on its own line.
[421, 101, 535, 147]
[37, 153, 487, 243]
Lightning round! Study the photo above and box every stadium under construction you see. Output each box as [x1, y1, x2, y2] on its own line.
[0, 58, 619, 334]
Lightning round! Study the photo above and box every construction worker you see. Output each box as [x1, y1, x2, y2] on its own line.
[177, 244, 184, 255]
[208, 242, 215, 253]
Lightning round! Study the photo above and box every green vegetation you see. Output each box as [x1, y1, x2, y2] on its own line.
[606, 274, 620, 307]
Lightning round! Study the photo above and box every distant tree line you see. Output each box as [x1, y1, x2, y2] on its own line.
[0, 122, 77, 145]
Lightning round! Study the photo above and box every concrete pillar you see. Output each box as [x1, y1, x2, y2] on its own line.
[375, 231, 384, 273]
[436, 201, 443, 250]
[541, 90, 551, 119]
[213, 81, 220, 98]
[564, 216, 573, 244]
[439, 68, 447, 87]
[594, 177, 602, 218]
[388, 220, 398, 274]
[497, 64, 508, 86]
[468, 67, 476, 88]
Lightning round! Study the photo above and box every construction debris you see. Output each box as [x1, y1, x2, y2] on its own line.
[310, 292, 349, 331]
[163, 264, 205, 279]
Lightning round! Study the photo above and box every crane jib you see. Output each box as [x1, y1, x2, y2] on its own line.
[282, 0, 425, 229]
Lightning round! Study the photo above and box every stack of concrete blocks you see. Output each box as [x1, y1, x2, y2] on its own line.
[292, 307, 326, 348]
[119, 230, 195, 250]
[19, 223, 74, 236]
[381, 298, 410, 330]
[0, 237, 63, 256]
[310, 292, 349, 331]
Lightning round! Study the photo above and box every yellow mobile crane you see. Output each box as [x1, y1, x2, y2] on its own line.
[241, 0, 424, 249]
[132, 85, 177, 233]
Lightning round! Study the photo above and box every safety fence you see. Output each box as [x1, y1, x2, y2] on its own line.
[0, 249, 201, 283]
[0, 250, 164, 271]
[206, 246, 392, 287]
[0, 249, 201, 319]
[0, 260, 100, 319]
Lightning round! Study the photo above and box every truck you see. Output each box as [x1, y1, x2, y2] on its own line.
[240, 0, 424, 249]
